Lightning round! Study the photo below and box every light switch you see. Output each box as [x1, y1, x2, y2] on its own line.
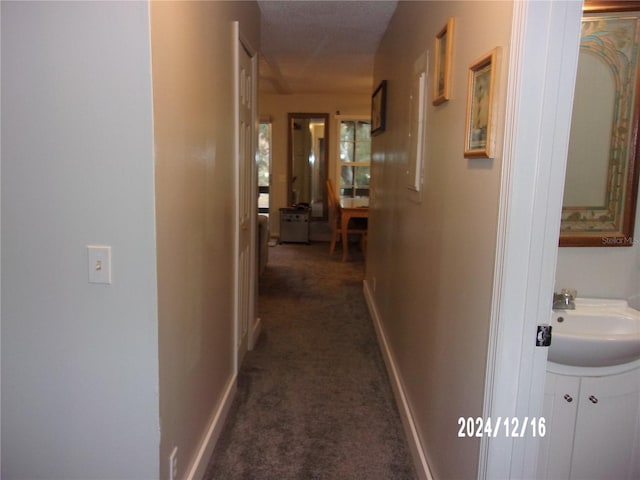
[87, 245, 112, 284]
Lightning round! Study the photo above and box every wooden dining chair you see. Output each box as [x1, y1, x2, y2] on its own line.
[326, 179, 367, 255]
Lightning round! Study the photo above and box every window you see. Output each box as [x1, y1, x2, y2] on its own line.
[258, 121, 271, 213]
[339, 120, 371, 197]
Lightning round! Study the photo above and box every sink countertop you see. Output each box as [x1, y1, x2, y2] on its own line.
[549, 297, 640, 368]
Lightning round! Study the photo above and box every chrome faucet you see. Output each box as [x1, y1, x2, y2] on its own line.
[553, 288, 577, 310]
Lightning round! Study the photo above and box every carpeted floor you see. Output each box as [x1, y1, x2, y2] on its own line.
[203, 242, 416, 480]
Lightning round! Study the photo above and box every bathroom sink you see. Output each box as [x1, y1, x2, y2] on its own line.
[549, 298, 640, 367]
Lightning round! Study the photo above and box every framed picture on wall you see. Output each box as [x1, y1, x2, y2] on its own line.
[433, 17, 454, 106]
[371, 80, 387, 136]
[464, 48, 499, 158]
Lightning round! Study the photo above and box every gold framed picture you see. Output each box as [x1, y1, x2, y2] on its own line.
[464, 48, 499, 158]
[433, 17, 454, 106]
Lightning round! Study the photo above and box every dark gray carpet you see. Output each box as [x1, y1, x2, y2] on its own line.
[203, 242, 416, 480]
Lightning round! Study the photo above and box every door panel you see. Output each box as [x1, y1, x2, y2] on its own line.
[236, 36, 255, 368]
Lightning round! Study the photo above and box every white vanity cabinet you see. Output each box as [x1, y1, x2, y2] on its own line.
[538, 366, 640, 480]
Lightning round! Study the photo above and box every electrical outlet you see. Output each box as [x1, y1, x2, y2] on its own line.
[169, 447, 178, 480]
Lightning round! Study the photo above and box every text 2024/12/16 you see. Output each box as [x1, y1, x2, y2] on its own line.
[457, 416, 546, 438]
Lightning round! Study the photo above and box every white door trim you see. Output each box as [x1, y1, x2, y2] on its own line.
[480, 1, 583, 479]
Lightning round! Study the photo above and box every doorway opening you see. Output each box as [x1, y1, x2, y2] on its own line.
[258, 121, 271, 215]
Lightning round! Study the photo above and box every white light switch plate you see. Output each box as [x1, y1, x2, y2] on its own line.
[87, 245, 111, 284]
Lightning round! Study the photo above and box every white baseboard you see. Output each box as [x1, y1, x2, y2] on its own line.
[249, 316, 262, 350]
[363, 279, 433, 480]
[186, 374, 237, 480]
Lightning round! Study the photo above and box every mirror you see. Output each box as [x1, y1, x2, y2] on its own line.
[560, 2, 640, 246]
[288, 113, 329, 220]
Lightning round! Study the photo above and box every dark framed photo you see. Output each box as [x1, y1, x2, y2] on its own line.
[371, 80, 387, 136]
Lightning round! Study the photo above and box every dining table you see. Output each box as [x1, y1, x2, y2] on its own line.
[339, 196, 369, 261]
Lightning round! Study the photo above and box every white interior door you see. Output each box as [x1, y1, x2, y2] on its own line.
[235, 26, 257, 370]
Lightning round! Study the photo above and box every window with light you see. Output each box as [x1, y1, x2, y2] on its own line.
[339, 120, 371, 197]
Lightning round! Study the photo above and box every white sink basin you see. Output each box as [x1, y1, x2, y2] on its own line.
[549, 298, 640, 367]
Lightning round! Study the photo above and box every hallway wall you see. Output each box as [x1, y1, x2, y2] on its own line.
[150, 1, 260, 478]
[1, 2, 160, 478]
[1, 1, 261, 478]
[366, 1, 513, 478]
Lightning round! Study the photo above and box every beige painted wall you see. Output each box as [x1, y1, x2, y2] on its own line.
[260, 94, 370, 235]
[150, 1, 260, 477]
[366, 2, 513, 478]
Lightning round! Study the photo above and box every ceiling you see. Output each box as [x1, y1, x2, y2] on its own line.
[257, 0, 398, 95]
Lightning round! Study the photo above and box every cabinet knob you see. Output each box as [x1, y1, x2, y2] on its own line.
[563, 394, 573, 403]
[589, 395, 598, 404]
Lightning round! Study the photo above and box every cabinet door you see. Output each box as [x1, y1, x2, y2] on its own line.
[538, 372, 580, 479]
[571, 368, 640, 480]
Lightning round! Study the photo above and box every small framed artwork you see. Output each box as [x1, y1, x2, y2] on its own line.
[433, 17, 454, 106]
[464, 48, 499, 158]
[371, 80, 387, 136]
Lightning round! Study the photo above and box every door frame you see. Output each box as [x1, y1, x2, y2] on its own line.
[245, 35, 261, 353]
[480, 1, 583, 479]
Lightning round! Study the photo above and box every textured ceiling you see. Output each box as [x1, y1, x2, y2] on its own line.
[258, 0, 398, 95]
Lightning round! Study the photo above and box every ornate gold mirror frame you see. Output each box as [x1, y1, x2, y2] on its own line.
[560, 1, 640, 246]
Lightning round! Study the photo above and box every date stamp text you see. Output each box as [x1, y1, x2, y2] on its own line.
[457, 417, 546, 438]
